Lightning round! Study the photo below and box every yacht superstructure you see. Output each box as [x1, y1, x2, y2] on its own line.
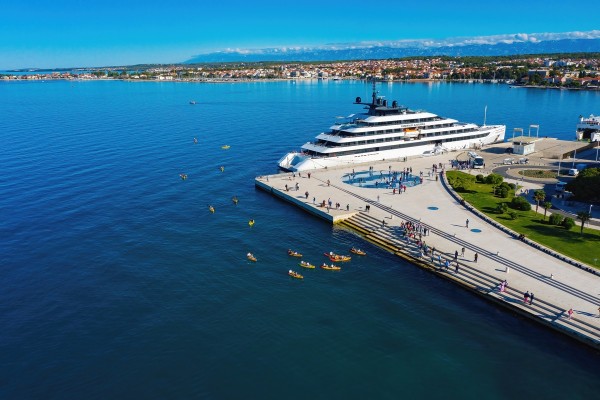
[279, 84, 505, 172]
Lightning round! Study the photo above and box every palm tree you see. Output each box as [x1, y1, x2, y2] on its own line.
[533, 190, 546, 213]
[542, 201, 552, 220]
[576, 211, 591, 234]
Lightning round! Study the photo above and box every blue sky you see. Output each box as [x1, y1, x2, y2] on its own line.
[1, 0, 598, 69]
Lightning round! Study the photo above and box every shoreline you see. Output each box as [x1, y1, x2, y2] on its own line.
[254, 152, 600, 350]
[2, 75, 600, 91]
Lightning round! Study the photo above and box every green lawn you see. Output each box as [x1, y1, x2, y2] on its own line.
[518, 169, 557, 179]
[446, 171, 600, 268]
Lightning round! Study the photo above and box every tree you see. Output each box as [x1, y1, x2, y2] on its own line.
[485, 173, 503, 185]
[562, 217, 575, 230]
[542, 201, 553, 220]
[549, 213, 563, 226]
[511, 196, 531, 211]
[533, 190, 546, 213]
[565, 168, 600, 202]
[576, 211, 591, 234]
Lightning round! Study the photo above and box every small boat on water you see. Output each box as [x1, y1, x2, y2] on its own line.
[321, 263, 341, 271]
[288, 249, 303, 257]
[221, 145, 231, 150]
[324, 252, 351, 262]
[247, 253, 257, 262]
[288, 270, 303, 279]
[248, 219, 255, 227]
[189, 100, 196, 105]
[350, 247, 367, 256]
[299, 261, 315, 269]
[179, 173, 188, 180]
[208, 205, 215, 213]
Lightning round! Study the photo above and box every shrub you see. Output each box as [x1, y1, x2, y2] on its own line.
[499, 187, 509, 198]
[508, 211, 518, 220]
[562, 217, 575, 230]
[508, 183, 516, 190]
[476, 174, 484, 182]
[496, 203, 508, 214]
[511, 196, 531, 211]
[549, 213, 563, 226]
[485, 173, 504, 185]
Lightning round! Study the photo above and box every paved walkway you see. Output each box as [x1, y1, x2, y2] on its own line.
[255, 152, 600, 348]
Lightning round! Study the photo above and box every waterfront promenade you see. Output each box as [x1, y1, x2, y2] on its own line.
[255, 153, 600, 349]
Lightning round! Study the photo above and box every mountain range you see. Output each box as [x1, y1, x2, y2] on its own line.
[185, 32, 600, 63]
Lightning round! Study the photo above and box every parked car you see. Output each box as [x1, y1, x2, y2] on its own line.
[503, 158, 514, 165]
[555, 181, 567, 193]
[568, 168, 579, 176]
[518, 158, 529, 164]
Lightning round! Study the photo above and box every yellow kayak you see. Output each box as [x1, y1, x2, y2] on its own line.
[288, 250, 302, 257]
[325, 252, 351, 262]
[299, 261, 315, 269]
[247, 253, 257, 262]
[209, 206, 215, 213]
[321, 263, 341, 271]
[350, 248, 367, 256]
[288, 270, 303, 279]
[221, 145, 230, 150]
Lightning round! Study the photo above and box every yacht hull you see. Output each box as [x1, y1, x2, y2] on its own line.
[279, 125, 505, 172]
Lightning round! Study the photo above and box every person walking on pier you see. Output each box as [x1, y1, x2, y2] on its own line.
[524, 291, 530, 304]
[529, 292, 535, 305]
[461, 247, 465, 257]
[455, 262, 459, 274]
[568, 308, 573, 319]
[474, 253, 478, 263]
[466, 219, 470, 228]
[454, 250, 458, 261]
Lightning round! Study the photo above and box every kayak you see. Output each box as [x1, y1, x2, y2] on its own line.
[299, 261, 315, 269]
[221, 145, 230, 150]
[324, 252, 351, 262]
[288, 250, 303, 257]
[247, 254, 257, 262]
[321, 263, 341, 271]
[209, 206, 215, 213]
[288, 270, 303, 279]
[350, 248, 367, 256]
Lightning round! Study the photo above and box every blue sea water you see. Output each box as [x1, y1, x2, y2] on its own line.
[1, 80, 599, 399]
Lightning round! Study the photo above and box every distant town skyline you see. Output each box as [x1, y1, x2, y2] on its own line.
[2, 0, 599, 70]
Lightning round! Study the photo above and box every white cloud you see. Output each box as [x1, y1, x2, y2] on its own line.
[191, 30, 600, 57]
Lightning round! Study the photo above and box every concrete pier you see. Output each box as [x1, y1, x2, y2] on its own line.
[255, 152, 600, 350]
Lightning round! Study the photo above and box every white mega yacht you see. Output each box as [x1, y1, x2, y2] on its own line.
[279, 84, 505, 171]
[576, 114, 600, 142]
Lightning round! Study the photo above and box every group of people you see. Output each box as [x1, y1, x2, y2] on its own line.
[523, 291, 535, 305]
